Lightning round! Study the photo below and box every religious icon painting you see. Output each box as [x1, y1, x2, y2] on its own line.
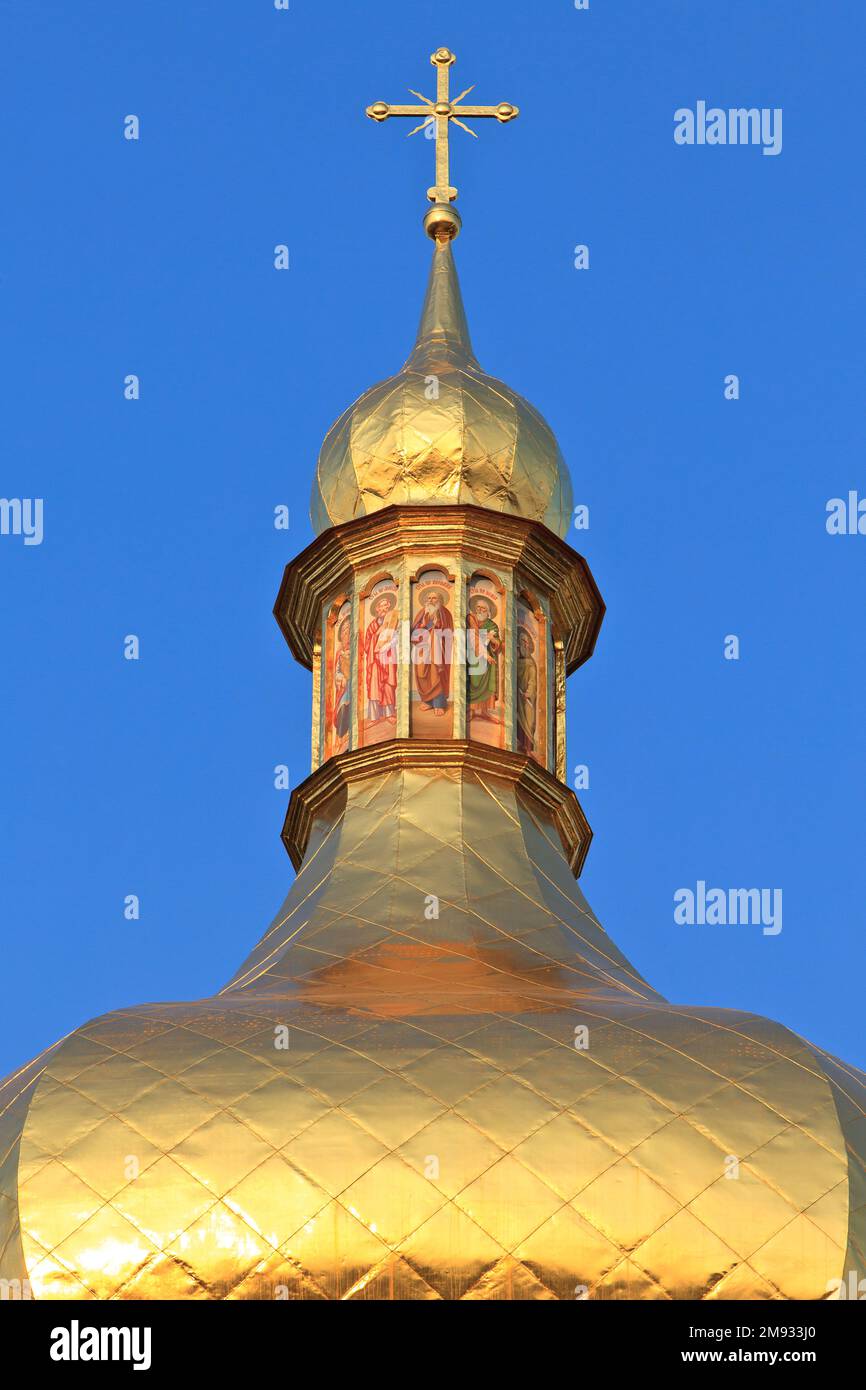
[359, 575, 399, 747]
[322, 594, 352, 761]
[410, 567, 455, 739]
[516, 591, 548, 768]
[467, 571, 506, 748]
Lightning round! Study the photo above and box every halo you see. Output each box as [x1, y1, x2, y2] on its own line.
[369, 590, 397, 613]
[468, 592, 497, 619]
[418, 586, 449, 609]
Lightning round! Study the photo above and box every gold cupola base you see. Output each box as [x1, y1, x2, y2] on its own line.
[279, 741, 593, 875]
[235, 748, 608, 996]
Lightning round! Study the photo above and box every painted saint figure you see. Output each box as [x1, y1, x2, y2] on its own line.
[467, 594, 502, 720]
[363, 591, 398, 725]
[516, 627, 538, 754]
[410, 585, 454, 716]
[332, 615, 352, 753]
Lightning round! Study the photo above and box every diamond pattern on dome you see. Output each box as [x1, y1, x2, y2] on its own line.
[311, 242, 573, 537]
[1, 763, 861, 1300]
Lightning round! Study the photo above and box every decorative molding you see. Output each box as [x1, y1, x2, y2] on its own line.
[281, 738, 593, 878]
[274, 503, 604, 676]
[554, 638, 567, 784]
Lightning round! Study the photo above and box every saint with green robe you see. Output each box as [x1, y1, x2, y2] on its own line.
[467, 595, 501, 718]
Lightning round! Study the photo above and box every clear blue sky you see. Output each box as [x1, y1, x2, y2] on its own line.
[2, 0, 864, 1077]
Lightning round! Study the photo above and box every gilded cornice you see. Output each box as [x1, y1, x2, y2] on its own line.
[274, 503, 604, 675]
[280, 737, 593, 877]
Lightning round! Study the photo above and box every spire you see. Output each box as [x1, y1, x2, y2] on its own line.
[403, 239, 480, 370]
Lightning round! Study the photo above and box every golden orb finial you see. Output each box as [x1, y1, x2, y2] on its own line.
[423, 201, 461, 242]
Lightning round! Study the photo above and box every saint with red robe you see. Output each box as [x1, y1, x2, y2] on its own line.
[363, 591, 398, 724]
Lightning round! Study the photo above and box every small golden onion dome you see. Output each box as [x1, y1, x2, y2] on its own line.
[310, 241, 574, 537]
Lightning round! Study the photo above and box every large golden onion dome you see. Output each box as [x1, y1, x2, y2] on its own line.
[310, 240, 574, 538]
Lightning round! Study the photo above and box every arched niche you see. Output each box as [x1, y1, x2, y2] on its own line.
[516, 586, 550, 769]
[466, 568, 507, 749]
[322, 591, 352, 761]
[358, 573, 400, 747]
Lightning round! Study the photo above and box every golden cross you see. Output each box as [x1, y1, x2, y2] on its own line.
[366, 46, 518, 232]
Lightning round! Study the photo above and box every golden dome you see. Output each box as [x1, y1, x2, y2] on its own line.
[311, 241, 574, 538]
[1, 763, 863, 1300]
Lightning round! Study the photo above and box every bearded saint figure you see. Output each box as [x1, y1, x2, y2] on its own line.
[363, 591, 398, 724]
[516, 627, 538, 754]
[467, 595, 502, 720]
[410, 586, 454, 716]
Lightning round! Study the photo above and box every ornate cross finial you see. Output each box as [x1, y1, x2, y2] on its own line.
[366, 46, 519, 241]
